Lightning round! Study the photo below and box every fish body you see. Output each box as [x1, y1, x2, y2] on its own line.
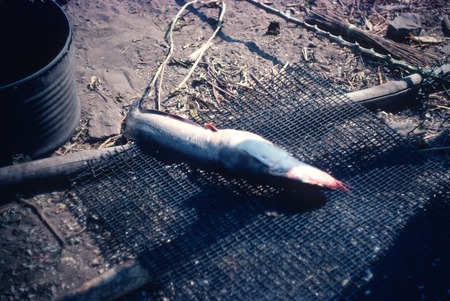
[123, 100, 348, 192]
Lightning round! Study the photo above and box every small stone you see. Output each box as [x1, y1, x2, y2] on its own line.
[313, 51, 328, 64]
[91, 258, 101, 267]
[88, 106, 122, 140]
[265, 21, 280, 36]
[386, 13, 422, 42]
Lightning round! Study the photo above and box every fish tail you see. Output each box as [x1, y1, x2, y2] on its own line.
[137, 96, 146, 109]
[132, 97, 144, 111]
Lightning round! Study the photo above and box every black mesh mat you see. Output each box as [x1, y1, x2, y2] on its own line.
[70, 62, 449, 300]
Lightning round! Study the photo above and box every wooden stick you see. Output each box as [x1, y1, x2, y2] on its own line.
[20, 198, 66, 248]
[0, 145, 130, 196]
[345, 73, 423, 110]
[350, 64, 450, 110]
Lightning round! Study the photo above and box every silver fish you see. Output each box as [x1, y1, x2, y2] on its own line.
[123, 99, 349, 192]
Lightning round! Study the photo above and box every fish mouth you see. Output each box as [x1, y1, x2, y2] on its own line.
[282, 165, 350, 193]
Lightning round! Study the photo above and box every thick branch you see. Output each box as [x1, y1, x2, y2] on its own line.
[0, 145, 130, 196]
[345, 74, 423, 110]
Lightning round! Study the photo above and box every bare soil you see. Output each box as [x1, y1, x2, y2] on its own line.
[1, 0, 449, 300]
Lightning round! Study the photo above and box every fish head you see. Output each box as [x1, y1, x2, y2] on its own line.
[216, 129, 349, 192]
[281, 164, 350, 192]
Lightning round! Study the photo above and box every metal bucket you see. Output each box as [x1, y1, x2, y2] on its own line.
[0, 0, 80, 165]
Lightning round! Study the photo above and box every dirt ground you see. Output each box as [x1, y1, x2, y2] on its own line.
[1, 0, 449, 300]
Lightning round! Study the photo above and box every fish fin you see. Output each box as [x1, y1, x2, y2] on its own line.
[204, 122, 219, 132]
[129, 98, 144, 112]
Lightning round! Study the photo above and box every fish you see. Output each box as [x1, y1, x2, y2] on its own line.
[123, 99, 349, 192]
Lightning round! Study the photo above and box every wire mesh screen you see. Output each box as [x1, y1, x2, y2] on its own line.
[70, 62, 449, 300]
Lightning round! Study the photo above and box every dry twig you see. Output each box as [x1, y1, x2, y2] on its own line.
[142, 0, 226, 110]
[19, 198, 65, 249]
[176, 1, 226, 91]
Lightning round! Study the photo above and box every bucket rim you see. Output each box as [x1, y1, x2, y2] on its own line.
[0, 0, 73, 91]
